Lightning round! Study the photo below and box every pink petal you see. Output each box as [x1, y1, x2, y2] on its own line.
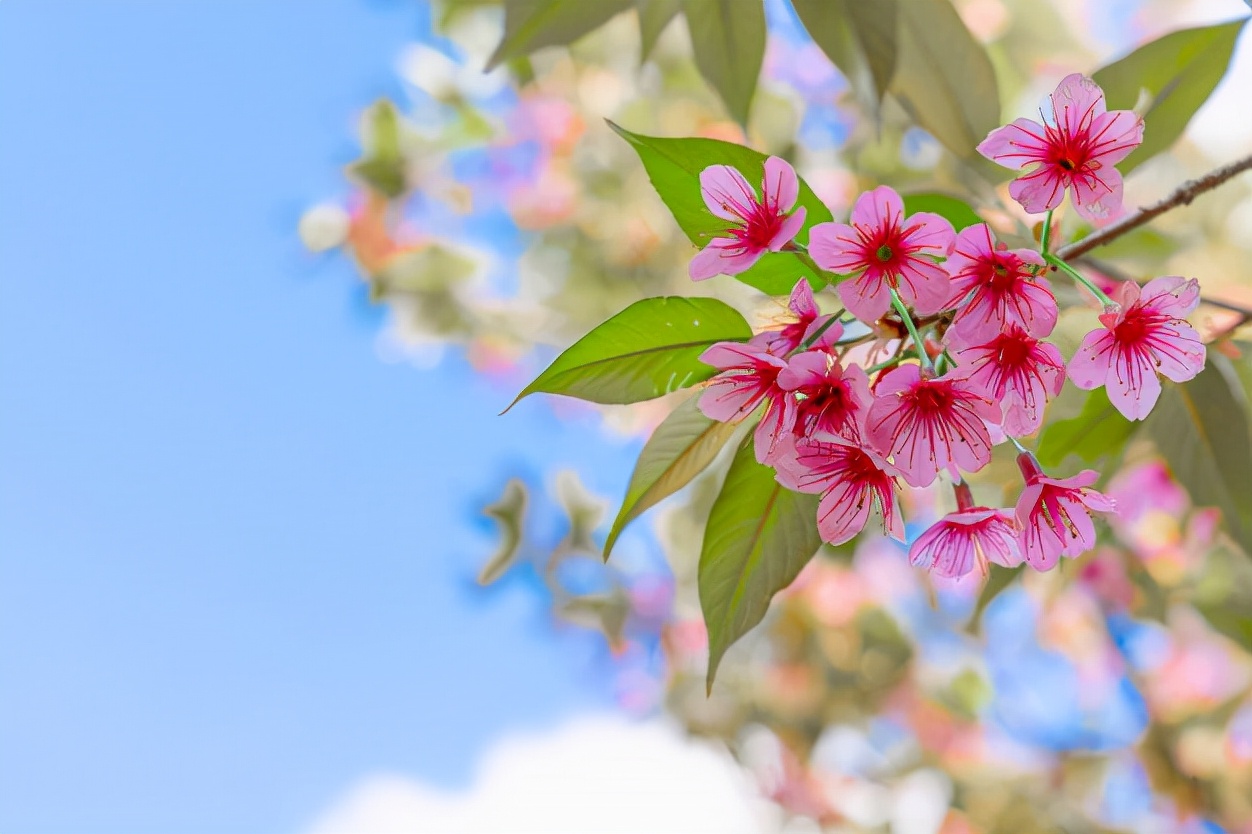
[788, 278, 819, 320]
[1009, 165, 1067, 214]
[700, 164, 756, 222]
[837, 270, 893, 324]
[1106, 350, 1160, 421]
[809, 222, 867, 273]
[900, 211, 956, 257]
[1070, 167, 1124, 222]
[689, 237, 762, 280]
[1050, 73, 1106, 137]
[1153, 322, 1205, 383]
[1086, 109, 1144, 167]
[1141, 276, 1201, 318]
[1066, 329, 1115, 390]
[897, 257, 953, 316]
[816, 480, 873, 545]
[977, 119, 1051, 170]
[851, 185, 905, 230]
[762, 155, 800, 213]
[698, 376, 762, 422]
[768, 206, 807, 251]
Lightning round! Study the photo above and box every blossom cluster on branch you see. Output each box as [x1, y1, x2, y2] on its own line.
[692, 74, 1206, 579]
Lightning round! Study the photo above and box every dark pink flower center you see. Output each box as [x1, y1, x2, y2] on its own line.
[906, 379, 956, 413]
[730, 201, 787, 251]
[1111, 306, 1165, 346]
[797, 379, 857, 436]
[991, 332, 1035, 369]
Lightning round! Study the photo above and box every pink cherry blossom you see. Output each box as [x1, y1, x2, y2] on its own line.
[689, 157, 808, 281]
[809, 186, 955, 324]
[777, 350, 873, 443]
[978, 73, 1143, 222]
[775, 432, 904, 546]
[944, 223, 1058, 342]
[949, 325, 1066, 437]
[755, 279, 842, 354]
[1067, 276, 1205, 420]
[697, 341, 793, 463]
[909, 482, 1022, 578]
[865, 364, 1001, 488]
[1015, 452, 1116, 570]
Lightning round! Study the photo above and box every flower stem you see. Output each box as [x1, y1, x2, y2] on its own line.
[1008, 434, 1029, 454]
[793, 250, 837, 285]
[1044, 254, 1116, 307]
[890, 290, 933, 372]
[798, 313, 841, 350]
[1040, 209, 1054, 257]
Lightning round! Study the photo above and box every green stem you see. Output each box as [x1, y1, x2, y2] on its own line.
[1040, 209, 1054, 257]
[1045, 254, 1116, 308]
[1008, 434, 1029, 454]
[890, 290, 933, 372]
[791, 249, 838, 285]
[865, 354, 908, 375]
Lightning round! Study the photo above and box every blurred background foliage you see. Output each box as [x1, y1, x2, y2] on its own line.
[301, 0, 1252, 830]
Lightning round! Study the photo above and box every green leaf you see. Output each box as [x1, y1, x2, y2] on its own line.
[351, 100, 407, 198]
[791, 0, 897, 111]
[478, 479, 529, 585]
[486, 0, 634, 69]
[1036, 387, 1139, 468]
[1146, 354, 1252, 556]
[700, 437, 822, 691]
[604, 396, 741, 560]
[901, 193, 983, 230]
[508, 296, 751, 410]
[888, 0, 1000, 159]
[610, 122, 834, 294]
[1093, 20, 1247, 173]
[637, 0, 682, 61]
[681, 0, 766, 125]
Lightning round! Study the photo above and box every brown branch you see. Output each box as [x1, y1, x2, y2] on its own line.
[1056, 153, 1252, 261]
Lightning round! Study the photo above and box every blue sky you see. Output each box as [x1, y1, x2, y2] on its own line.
[0, 3, 640, 831]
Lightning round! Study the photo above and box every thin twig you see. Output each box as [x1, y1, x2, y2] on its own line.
[1076, 256, 1252, 318]
[1056, 153, 1252, 261]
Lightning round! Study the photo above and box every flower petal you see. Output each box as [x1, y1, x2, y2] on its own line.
[700, 164, 756, 222]
[977, 119, 1052, 170]
[762, 155, 800, 212]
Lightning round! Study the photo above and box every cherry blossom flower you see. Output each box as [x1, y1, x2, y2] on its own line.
[865, 364, 1000, 488]
[697, 341, 792, 463]
[777, 349, 873, 443]
[1015, 452, 1116, 570]
[755, 279, 841, 354]
[949, 325, 1066, 437]
[909, 482, 1022, 578]
[809, 186, 955, 324]
[944, 223, 1058, 342]
[689, 157, 807, 281]
[1067, 276, 1205, 420]
[775, 431, 904, 546]
[978, 73, 1143, 221]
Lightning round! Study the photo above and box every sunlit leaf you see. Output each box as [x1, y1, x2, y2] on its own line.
[486, 0, 634, 69]
[1146, 354, 1252, 556]
[888, 0, 1000, 159]
[604, 396, 741, 560]
[901, 193, 983, 230]
[681, 0, 766, 125]
[791, 0, 897, 111]
[351, 100, 407, 198]
[610, 122, 834, 294]
[478, 479, 529, 585]
[559, 590, 631, 650]
[637, 0, 682, 61]
[1093, 20, 1247, 173]
[700, 437, 822, 691]
[507, 296, 751, 410]
[1036, 387, 1138, 468]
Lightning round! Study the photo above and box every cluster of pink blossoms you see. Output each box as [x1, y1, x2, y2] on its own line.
[689, 74, 1206, 578]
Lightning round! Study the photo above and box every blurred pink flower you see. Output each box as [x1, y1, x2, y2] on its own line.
[689, 157, 807, 281]
[978, 73, 1143, 221]
[1068, 276, 1205, 420]
[810, 186, 955, 323]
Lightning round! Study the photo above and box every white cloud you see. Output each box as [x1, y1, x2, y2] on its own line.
[303, 715, 778, 834]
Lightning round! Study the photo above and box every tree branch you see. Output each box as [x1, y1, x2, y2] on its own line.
[1056, 153, 1252, 261]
